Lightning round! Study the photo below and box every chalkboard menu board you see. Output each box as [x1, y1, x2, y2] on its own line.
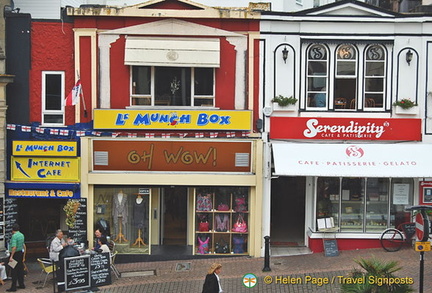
[4, 198, 18, 245]
[324, 239, 339, 257]
[64, 255, 91, 291]
[91, 252, 111, 287]
[69, 198, 87, 245]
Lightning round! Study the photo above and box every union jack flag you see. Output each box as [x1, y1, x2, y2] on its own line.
[36, 127, 45, 134]
[76, 131, 85, 137]
[21, 126, 31, 132]
[50, 129, 59, 135]
[226, 131, 235, 138]
[6, 124, 16, 131]
[59, 129, 69, 136]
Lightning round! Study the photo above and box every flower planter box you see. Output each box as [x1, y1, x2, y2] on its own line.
[272, 102, 297, 112]
[394, 106, 418, 115]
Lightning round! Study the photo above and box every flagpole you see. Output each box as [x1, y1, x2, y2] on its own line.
[76, 72, 88, 118]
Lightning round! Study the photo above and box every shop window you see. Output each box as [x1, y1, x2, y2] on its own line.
[94, 186, 150, 254]
[131, 66, 214, 107]
[304, 42, 389, 112]
[315, 177, 413, 233]
[195, 187, 249, 255]
[42, 71, 65, 126]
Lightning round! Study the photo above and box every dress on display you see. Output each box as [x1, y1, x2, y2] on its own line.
[133, 196, 146, 230]
[112, 191, 128, 237]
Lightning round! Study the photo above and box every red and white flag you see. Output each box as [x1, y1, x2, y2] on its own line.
[195, 133, 204, 138]
[145, 133, 155, 138]
[59, 129, 69, 136]
[76, 131, 85, 137]
[6, 124, 16, 131]
[65, 80, 82, 106]
[21, 126, 31, 132]
[128, 133, 137, 138]
[226, 131, 235, 138]
[178, 133, 188, 138]
[92, 131, 101, 137]
[210, 132, 218, 138]
[50, 129, 59, 135]
[35, 127, 45, 134]
[242, 131, 251, 137]
[162, 133, 171, 139]
[111, 132, 121, 138]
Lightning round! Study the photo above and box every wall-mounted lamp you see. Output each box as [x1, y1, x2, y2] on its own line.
[406, 49, 413, 65]
[282, 46, 288, 64]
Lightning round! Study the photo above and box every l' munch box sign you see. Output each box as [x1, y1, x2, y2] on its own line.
[93, 140, 252, 172]
[270, 117, 421, 141]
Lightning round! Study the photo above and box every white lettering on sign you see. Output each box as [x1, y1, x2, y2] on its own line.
[303, 119, 387, 139]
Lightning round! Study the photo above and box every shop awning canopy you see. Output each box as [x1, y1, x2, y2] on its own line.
[272, 142, 432, 178]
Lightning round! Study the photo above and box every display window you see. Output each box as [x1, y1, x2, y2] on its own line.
[316, 177, 413, 233]
[94, 186, 150, 254]
[194, 187, 249, 255]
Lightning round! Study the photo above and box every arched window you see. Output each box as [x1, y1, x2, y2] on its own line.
[334, 44, 358, 110]
[306, 44, 328, 108]
[364, 45, 386, 109]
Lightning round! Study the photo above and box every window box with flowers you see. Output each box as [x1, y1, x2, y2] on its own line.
[272, 95, 298, 112]
[393, 98, 418, 115]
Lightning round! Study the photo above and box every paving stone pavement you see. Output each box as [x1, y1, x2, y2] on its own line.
[11, 247, 432, 293]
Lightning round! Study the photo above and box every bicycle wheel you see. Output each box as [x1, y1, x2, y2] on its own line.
[380, 229, 404, 252]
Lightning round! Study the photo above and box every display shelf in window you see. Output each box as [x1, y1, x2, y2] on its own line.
[194, 187, 249, 255]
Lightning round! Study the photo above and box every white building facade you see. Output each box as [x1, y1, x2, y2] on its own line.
[259, 0, 432, 253]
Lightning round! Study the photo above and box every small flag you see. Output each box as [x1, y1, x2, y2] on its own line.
[50, 129, 59, 135]
[128, 133, 137, 138]
[210, 132, 218, 138]
[59, 129, 69, 136]
[36, 127, 45, 134]
[226, 131, 235, 138]
[242, 131, 251, 137]
[21, 126, 31, 132]
[6, 124, 16, 131]
[162, 133, 171, 139]
[92, 131, 101, 136]
[76, 130, 85, 137]
[145, 133, 155, 138]
[178, 133, 188, 138]
[65, 80, 82, 106]
[195, 133, 204, 138]
[111, 132, 121, 138]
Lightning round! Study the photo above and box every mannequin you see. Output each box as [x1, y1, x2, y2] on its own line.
[132, 194, 146, 247]
[112, 189, 128, 243]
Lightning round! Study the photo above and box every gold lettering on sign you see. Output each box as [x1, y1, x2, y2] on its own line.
[127, 144, 154, 169]
[164, 147, 217, 166]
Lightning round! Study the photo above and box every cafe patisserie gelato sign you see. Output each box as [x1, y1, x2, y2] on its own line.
[93, 109, 252, 130]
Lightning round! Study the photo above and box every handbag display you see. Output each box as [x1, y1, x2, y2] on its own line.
[232, 214, 247, 233]
[199, 221, 210, 232]
[215, 238, 229, 254]
[196, 194, 212, 211]
[234, 196, 247, 212]
[217, 203, 229, 211]
[233, 235, 245, 253]
[215, 214, 229, 232]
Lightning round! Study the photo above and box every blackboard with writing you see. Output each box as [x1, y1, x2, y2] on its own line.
[4, 198, 18, 246]
[324, 239, 339, 257]
[64, 255, 91, 291]
[69, 198, 87, 245]
[91, 252, 111, 287]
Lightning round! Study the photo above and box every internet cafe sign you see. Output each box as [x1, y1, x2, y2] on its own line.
[270, 117, 421, 141]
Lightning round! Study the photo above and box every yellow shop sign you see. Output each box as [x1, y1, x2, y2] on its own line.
[93, 109, 252, 130]
[11, 157, 80, 182]
[13, 141, 77, 157]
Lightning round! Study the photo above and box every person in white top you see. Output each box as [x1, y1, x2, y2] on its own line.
[97, 235, 111, 255]
[49, 229, 66, 263]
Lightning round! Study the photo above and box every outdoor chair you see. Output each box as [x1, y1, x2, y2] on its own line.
[36, 258, 55, 288]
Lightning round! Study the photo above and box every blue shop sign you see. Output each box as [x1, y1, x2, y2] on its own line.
[5, 182, 80, 199]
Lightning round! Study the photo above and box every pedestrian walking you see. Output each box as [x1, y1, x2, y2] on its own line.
[202, 263, 223, 293]
[6, 223, 25, 292]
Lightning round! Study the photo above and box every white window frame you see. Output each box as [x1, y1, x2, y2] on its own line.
[41, 71, 65, 126]
[304, 43, 389, 112]
[130, 66, 215, 107]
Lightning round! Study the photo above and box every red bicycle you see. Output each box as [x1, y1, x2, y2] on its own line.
[380, 222, 416, 252]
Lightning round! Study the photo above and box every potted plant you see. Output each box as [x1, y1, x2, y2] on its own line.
[64, 199, 80, 228]
[393, 98, 418, 115]
[272, 95, 298, 111]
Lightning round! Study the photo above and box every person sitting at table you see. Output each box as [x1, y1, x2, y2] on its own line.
[97, 236, 111, 255]
[314, 87, 326, 107]
[57, 238, 80, 293]
[0, 262, 6, 285]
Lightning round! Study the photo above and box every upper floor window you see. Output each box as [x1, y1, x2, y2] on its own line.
[305, 43, 388, 112]
[42, 71, 64, 126]
[131, 66, 214, 107]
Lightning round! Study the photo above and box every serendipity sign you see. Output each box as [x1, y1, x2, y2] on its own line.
[270, 117, 421, 141]
[93, 109, 252, 130]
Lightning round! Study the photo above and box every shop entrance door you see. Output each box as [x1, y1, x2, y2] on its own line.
[271, 176, 306, 246]
[160, 186, 188, 245]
